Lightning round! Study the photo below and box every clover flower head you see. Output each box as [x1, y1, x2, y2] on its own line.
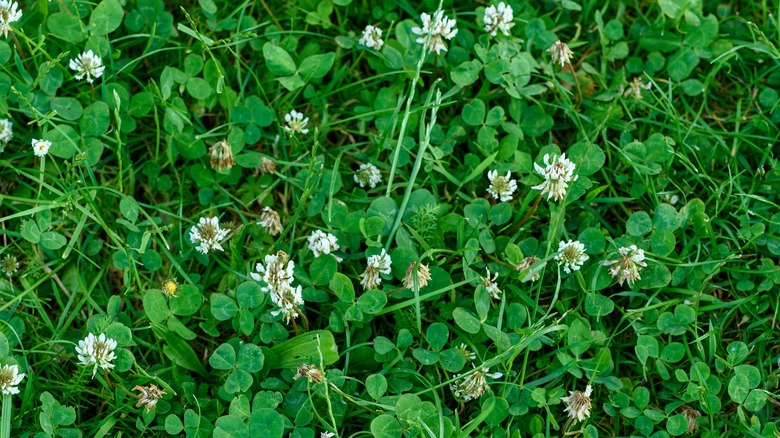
[680, 405, 701, 434]
[561, 384, 593, 422]
[189, 216, 230, 254]
[532, 153, 578, 202]
[0, 1, 23, 39]
[0, 364, 24, 395]
[516, 255, 541, 282]
[403, 262, 431, 291]
[32, 138, 52, 157]
[161, 278, 179, 297]
[555, 239, 589, 274]
[258, 157, 277, 174]
[69, 50, 105, 83]
[307, 230, 340, 258]
[548, 40, 574, 67]
[482, 268, 502, 300]
[483, 2, 514, 37]
[209, 140, 235, 173]
[450, 366, 502, 401]
[359, 25, 384, 50]
[1, 254, 18, 277]
[603, 245, 647, 286]
[354, 163, 382, 189]
[411, 10, 458, 54]
[75, 333, 118, 378]
[0, 118, 13, 145]
[258, 206, 282, 236]
[623, 77, 652, 99]
[283, 110, 309, 135]
[133, 384, 166, 412]
[456, 343, 476, 361]
[487, 169, 518, 202]
[251, 251, 303, 324]
[359, 248, 392, 290]
[294, 363, 324, 383]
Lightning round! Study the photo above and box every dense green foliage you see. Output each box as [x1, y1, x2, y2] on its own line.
[0, 0, 779, 437]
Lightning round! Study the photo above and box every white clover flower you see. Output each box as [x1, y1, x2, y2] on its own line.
[561, 384, 593, 422]
[603, 245, 647, 287]
[133, 384, 166, 413]
[307, 230, 340, 258]
[251, 251, 304, 324]
[483, 2, 514, 37]
[0, 118, 13, 145]
[354, 163, 382, 189]
[69, 50, 105, 84]
[358, 25, 384, 50]
[403, 262, 431, 291]
[548, 40, 574, 67]
[456, 343, 476, 361]
[411, 10, 458, 55]
[76, 333, 118, 378]
[555, 240, 589, 274]
[482, 268, 502, 300]
[532, 153, 578, 202]
[359, 248, 392, 290]
[321, 432, 335, 438]
[623, 77, 652, 99]
[516, 255, 541, 282]
[32, 138, 52, 157]
[258, 206, 282, 236]
[283, 110, 309, 135]
[0, 364, 24, 395]
[1, 254, 18, 277]
[487, 169, 518, 202]
[0, 0, 22, 39]
[450, 367, 502, 401]
[189, 216, 230, 255]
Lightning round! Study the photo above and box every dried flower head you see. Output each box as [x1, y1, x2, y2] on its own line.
[450, 367, 502, 401]
[456, 343, 476, 361]
[359, 25, 384, 50]
[283, 110, 309, 135]
[69, 50, 106, 83]
[258, 157, 277, 174]
[412, 11, 458, 54]
[133, 384, 166, 412]
[307, 230, 340, 258]
[555, 240, 589, 274]
[209, 140, 235, 173]
[354, 163, 382, 189]
[548, 40, 574, 67]
[1, 254, 18, 277]
[532, 153, 578, 202]
[561, 384, 593, 422]
[32, 139, 52, 157]
[251, 251, 304, 324]
[623, 77, 652, 99]
[76, 332, 118, 378]
[258, 206, 282, 236]
[189, 216, 230, 255]
[0, 364, 24, 395]
[0, 118, 13, 145]
[359, 248, 392, 290]
[483, 2, 514, 37]
[487, 170, 518, 202]
[516, 256, 541, 282]
[680, 405, 701, 434]
[161, 278, 179, 297]
[482, 268, 502, 300]
[293, 363, 324, 383]
[403, 262, 431, 291]
[603, 245, 647, 287]
[0, 0, 22, 39]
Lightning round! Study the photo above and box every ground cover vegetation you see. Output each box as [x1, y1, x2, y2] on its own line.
[0, 0, 779, 436]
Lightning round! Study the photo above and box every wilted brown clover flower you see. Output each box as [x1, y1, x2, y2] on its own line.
[680, 405, 701, 434]
[548, 40, 574, 67]
[293, 364, 323, 383]
[133, 384, 166, 412]
[516, 256, 541, 282]
[561, 384, 593, 422]
[258, 207, 282, 236]
[403, 262, 431, 291]
[209, 140, 235, 173]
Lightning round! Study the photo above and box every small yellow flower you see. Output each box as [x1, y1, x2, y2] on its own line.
[162, 278, 179, 297]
